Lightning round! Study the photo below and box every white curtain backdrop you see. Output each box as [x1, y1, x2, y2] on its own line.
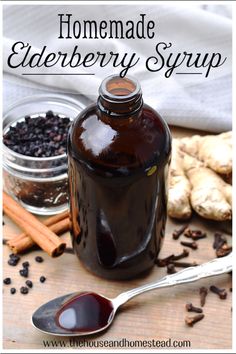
[3, 4, 232, 132]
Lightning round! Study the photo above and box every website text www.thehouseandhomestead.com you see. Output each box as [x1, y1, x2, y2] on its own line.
[43, 338, 191, 349]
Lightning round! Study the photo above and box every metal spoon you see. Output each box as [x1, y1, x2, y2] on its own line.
[32, 254, 232, 336]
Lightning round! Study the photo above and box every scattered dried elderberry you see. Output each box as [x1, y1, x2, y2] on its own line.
[3, 277, 11, 285]
[20, 286, 29, 295]
[19, 268, 29, 278]
[25, 280, 33, 288]
[8, 259, 17, 266]
[22, 261, 30, 268]
[8, 254, 20, 266]
[35, 256, 44, 263]
[10, 288, 16, 294]
[3, 111, 71, 158]
[40, 276, 46, 283]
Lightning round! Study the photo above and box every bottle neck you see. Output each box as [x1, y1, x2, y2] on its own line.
[97, 76, 143, 118]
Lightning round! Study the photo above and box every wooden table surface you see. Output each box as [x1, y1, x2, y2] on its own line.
[2, 127, 232, 350]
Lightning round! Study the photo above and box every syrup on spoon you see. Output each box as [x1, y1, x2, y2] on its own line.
[55, 292, 114, 333]
[32, 254, 232, 336]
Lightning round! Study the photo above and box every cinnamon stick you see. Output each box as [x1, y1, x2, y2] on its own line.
[3, 191, 67, 257]
[41, 210, 69, 226]
[7, 217, 70, 254]
[6, 209, 69, 253]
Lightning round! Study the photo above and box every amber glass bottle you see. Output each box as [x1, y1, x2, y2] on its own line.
[68, 75, 171, 280]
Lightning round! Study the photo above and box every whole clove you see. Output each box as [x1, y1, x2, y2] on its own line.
[156, 254, 175, 267]
[169, 261, 198, 268]
[172, 249, 189, 260]
[216, 244, 232, 258]
[185, 314, 204, 327]
[180, 241, 198, 250]
[185, 303, 203, 313]
[213, 232, 226, 250]
[157, 249, 189, 267]
[213, 231, 232, 258]
[191, 230, 207, 240]
[167, 264, 177, 274]
[183, 228, 192, 237]
[199, 287, 208, 307]
[192, 234, 207, 241]
[184, 229, 207, 241]
[210, 285, 227, 300]
[172, 224, 189, 240]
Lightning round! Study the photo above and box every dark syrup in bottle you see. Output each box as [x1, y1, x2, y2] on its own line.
[68, 76, 171, 280]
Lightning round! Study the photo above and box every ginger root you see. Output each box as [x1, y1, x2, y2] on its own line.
[167, 131, 232, 221]
[167, 140, 191, 219]
[180, 132, 232, 174]
[182, 153, 232, 221]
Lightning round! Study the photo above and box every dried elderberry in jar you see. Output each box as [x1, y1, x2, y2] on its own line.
[3, 94, 84, 215]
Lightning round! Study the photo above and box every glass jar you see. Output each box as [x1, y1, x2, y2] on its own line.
[2, 94, 85, 215]
[68, 76, 172, 280]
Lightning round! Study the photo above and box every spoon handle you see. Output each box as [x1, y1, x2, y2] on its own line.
[114, 254, 232, 307]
